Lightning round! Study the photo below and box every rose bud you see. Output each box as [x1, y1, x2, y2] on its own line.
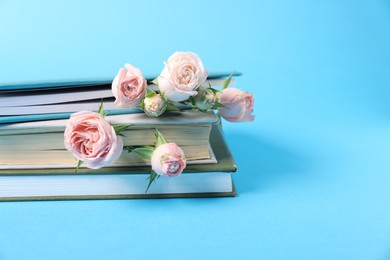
[64, 111, 123, 169]
[151, 143, 186, 177]
[217, 88, 255, 122]
[143, 94, 167, 117]
[158, 51, 208, 102]
[112, 64, 147, 108]
[193, 87, 216, 111]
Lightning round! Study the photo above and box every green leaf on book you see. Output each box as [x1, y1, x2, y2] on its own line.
[132, 147, 154, 161]
[155, 129, 168, 147]
[113, 125, 131, 136]
[210, 87, 221, 94]
[217, 113, 223, 130]
[75, 160, 83, 174]
[221, 74, 233, 90]
[137, 99, 145, 110]
[127, 145, 154, 152]
[187, 96, 196, 107]
[145, 170, 158, 193]
[166, 102, 180, 111]
[98, 99, 105, 116]
[127, 146, 136, 153]
[213, 101, 225, 109]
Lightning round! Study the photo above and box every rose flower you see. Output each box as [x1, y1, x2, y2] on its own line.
[158, 51, 208, 102]
[151, 143, 186, 177]
[217, 88, 255, 122]
[112, 64, 147, 108]
[64, 111, 123, 169]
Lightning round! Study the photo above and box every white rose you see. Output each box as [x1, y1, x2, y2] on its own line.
[143, 94, 167, 117]
[158, 52, 208, 102]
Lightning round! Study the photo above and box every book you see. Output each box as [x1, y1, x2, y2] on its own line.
[0, 110, 218, 170]
[0, 124, 237, 200]
[0, 72, 241, 124]
[0, 79, 232, 107]
[0, 72, 241, 91]
[0, 172, 235, 201]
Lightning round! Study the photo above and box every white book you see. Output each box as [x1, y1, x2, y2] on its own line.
[0, 172, 236, 200]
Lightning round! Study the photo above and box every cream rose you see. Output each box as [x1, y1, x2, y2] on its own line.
[151, 143, 186, 177]
[143, 94, 167, 117]
[112, 64, 147, 108]
[217, 88, 255, 122]
[64, 111, 123, 169]
[158, 51, 208, 102]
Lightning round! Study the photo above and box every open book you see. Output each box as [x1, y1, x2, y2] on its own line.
[0, 72, 240, 123]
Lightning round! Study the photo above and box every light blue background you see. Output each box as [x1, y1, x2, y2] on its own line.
[1, 0, 390, 259]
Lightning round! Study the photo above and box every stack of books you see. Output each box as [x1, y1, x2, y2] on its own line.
[0, 73, 238, 201]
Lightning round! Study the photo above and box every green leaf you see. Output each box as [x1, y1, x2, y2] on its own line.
[132, 147, 154, 161]
[188, 96, 196, 106]
[75, 160, 83, 174]
[160, 92, 167, 100]
[213, 101, 225, 108]
[113, 125, 131, 135]
[98, 99, 104, 116]
[145, 170, 158, 193]
[127, 145, 154, 153]
[151, 78, 158, 85]
[127, 146, 136, 153]
[137, 99, 145, 110]
[217, 113, 223, 130]
[155, 129, 167, 147]
[166, 102, 180, 111]
[221, 74, 233, 90]
[211, 87, 220, 94]
[146, 88, 155, 98]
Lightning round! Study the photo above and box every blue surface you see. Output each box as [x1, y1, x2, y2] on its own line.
[1, 0, 390, 259]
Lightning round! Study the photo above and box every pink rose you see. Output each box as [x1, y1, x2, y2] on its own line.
[217, 88, 255, 122]
[151, 143, 186, 177]
[158, 51, 208, 102]
[64, 111, 123, 169]
[112, 64, 147, 108]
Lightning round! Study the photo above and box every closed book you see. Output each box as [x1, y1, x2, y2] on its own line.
[0, 110, 219, 170]
[0, 125, 237, 201]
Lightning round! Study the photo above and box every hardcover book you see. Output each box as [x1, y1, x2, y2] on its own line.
[0, 125, 237, 201]
[0, 110, 220, 170]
